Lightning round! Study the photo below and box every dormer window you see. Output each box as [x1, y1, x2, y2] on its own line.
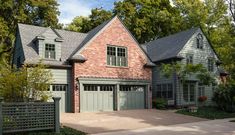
[45, 44, 55, 59]
[196, 34, 203, 49]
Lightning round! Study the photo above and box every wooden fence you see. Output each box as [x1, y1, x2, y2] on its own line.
[0, 97, 60, 135]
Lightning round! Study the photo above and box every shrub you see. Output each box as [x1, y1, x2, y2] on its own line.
[212, 82, 235, 112]
[152, 98, 167, 109]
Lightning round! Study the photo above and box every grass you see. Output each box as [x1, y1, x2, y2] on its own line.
[6, 127, 86, 135]
[176, 107, 235, 119]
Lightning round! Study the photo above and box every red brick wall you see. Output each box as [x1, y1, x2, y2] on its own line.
[72, 17, 152, 112]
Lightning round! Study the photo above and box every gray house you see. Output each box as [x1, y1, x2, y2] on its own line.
[142, 27, 224, 107]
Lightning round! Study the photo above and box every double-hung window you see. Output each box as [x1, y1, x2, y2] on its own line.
[198, 84, 205, 97]
[107, 46, 127, 67]
[208, 58, 214, 72]
[45, 44, 56, 59]
[186, 54, 193, 64]
[196, 34, 203, 49]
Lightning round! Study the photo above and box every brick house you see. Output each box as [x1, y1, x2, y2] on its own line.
[13, 16, 154, 113]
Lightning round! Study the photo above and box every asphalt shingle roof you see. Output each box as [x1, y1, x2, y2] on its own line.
[143, 27, 199, 62]
[18, 23, 88, 66]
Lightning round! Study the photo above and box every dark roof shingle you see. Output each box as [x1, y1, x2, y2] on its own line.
[143, 28, 199, 62]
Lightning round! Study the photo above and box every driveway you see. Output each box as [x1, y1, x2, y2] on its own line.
[95, 118, 235, 135]
[61, 109, 206, 134]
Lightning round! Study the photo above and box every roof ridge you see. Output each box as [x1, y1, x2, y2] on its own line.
[146, 27, 199, 46]
[17, 23, 88, 36]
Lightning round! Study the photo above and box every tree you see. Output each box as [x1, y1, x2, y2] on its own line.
[0, 0, 60, 64]
[161, 63, 216, 85]
[0, 61, 53, 102]
[113, 0, 184, 43]
[65, 8, 112, 33]
[173, 0, 235, 80]
[227, 0, 235, 23]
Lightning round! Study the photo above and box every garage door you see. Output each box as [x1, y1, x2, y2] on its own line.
[119, 85, 145, 110]
[81, 84, 114, 112]
[51, 84, 68, 113]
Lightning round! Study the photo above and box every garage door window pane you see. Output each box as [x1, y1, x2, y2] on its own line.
[120, 85, 144, 91]
[84, 85, 98, 91]
[52, 84, 67, 91]
[100, 85, 115, 91]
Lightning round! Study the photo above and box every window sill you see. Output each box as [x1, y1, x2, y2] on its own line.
[106, 65, 129, 69]
[43, 58, 57, 61]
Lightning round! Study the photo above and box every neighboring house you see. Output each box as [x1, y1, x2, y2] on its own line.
[12, 16, 154, 113]
[142, 28, 227, 107]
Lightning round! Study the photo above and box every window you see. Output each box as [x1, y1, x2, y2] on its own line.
[208, 58, 214, 72]
[107, 46, 127, 67]
[120, 85, 144, 92]
[156, 83, 173, 100]
[83, 84, 98, 91]
[52, 84, 67, 91]
[45, 44, 56, 59]
[100, 85, 115, 91]
[198, 84, 205, 97]
[183, 83, 195, 102]
[186, 54, 193, 64]
[196, 34, 203, 49]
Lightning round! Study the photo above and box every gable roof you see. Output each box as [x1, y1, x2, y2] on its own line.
[143, 27, 199, 62]
[17, 16, 153, 67]
[70, 17, 113, 59]
[17, 23, 88, 66]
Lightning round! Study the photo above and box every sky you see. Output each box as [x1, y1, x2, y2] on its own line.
[58, 0, 119, 24]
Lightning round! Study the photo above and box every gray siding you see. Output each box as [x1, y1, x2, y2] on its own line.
[49, 69, 72, 112]
[177, 29, 219, 106]
[152, 29, 220, 106]
[38, 29, 62, 61]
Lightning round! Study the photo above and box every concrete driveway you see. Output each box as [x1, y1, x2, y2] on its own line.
[95, 118, 235, 135]
[61, 109, 206, 134]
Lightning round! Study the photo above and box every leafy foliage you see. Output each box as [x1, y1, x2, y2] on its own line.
[152, 98, 167, 109]
[176, 107, 235, 119]
[0, 0, 60, 65]
[213, 81, 235, 112]
[0, 61, 53, 102]
[161, 63, 215, 85]
[65, 8, 112, 33]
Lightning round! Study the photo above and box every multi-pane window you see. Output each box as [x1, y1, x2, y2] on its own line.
[120, 85, 144, 92]
[198, 84, 205, 97]
[156, 83, 173, 100]
[107, 46, 127, 67]
[45, 44, 56, 59]
[196, 34, 203, 49]
[183, 83, 195, 102]
[52, 84, 67, 91]
[208, 58, 214, 72]
[186, 54, 193, 64]
[83, 84, 98, 91]
[100, 85, 115, 91]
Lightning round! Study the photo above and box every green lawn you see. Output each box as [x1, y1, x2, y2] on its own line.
[176, 107, 235, 119]
[7, 127, 86, 135]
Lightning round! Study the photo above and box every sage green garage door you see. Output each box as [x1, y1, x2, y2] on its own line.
[119, 85, 145, 110]
[81, 84, 114, 112]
